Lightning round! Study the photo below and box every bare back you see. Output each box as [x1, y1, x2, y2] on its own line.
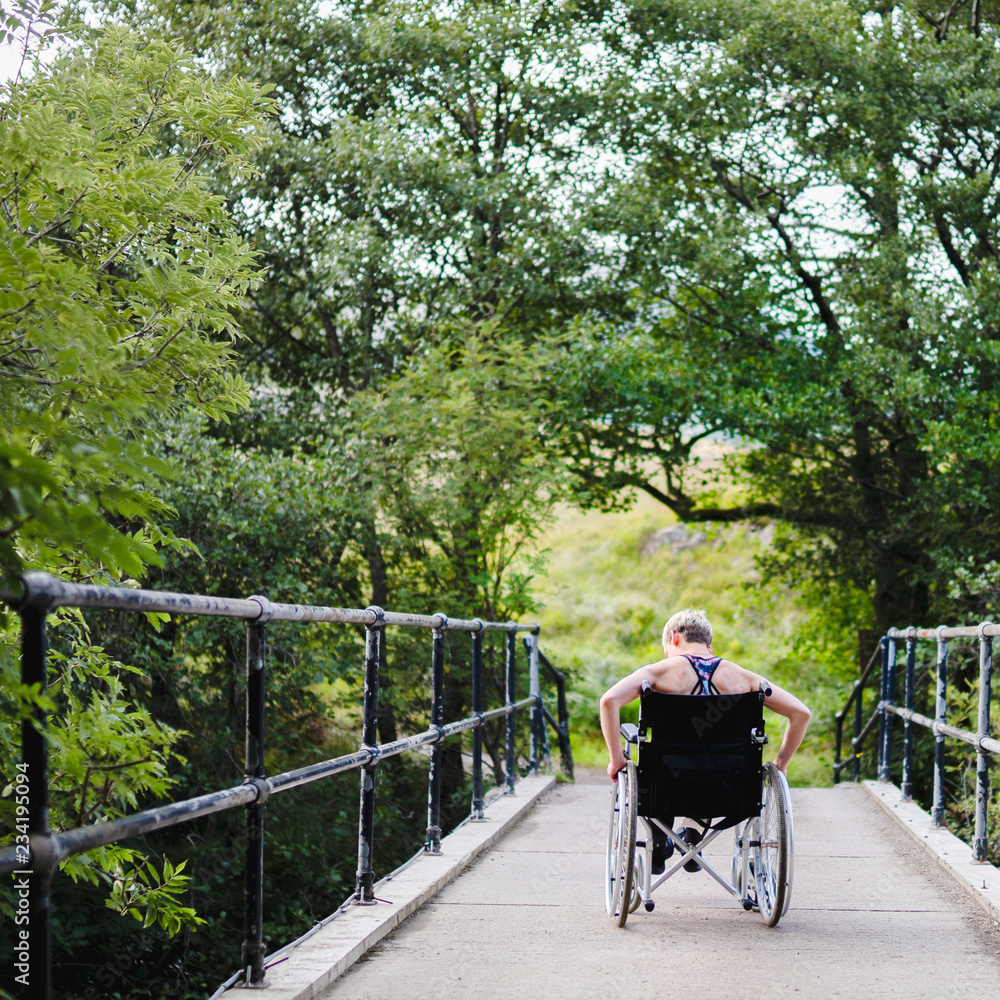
[648, 655, 764, 697]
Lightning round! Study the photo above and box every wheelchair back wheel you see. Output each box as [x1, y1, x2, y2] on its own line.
[754, 761, 792, 926]
[778, 768, 795, 916]
[605, 761, 637, 926]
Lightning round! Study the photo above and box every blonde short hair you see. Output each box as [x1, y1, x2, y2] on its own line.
[662, 608, 713, 647]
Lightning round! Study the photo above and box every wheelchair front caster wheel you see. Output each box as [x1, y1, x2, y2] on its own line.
[742, 900, 754, 911]
[644, 900, 655, 912]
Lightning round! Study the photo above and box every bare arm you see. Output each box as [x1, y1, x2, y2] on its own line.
[599, 668, 657, 782]
[761, 682, 811, 773]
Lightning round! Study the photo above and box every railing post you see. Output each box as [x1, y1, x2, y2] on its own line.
[242, 612, 268, 984]
[356, 608, 384, 900]
[525, 632, 541, 775]
[931, 627, 949, 828]
[470, 622, 485, 820]
[853, 667, 863, 782]
[901, 628, 917, 800]
[426, 615, 447, 854]
[878, 635, 897, 782]
[505, 626, 517, 795]
[877, 635, 887, 779]
[834, 709, 844, 785]
[20, 596, 53, 1000]
[974, 623, 993, 863]
[544, 651, 574, 779]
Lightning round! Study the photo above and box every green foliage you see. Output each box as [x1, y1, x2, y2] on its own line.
[45, 644, 182, 826]
[2, 6, 575, 981]
[18, 0, 1000, 992]
[0, 0, 59, 56]
[20, 411, 462, 997]
[0, 17, 272, 585]
[101, 0, 598, 631]
[0, 620, 198, 933]
[0, 8, 272, 970]
[144, 414, 367, 742]
[554, 0, 1000, 633]
[350, 333, 571, 619]
[107, 0, 591, 803]
[111, 0, 611, 398]
[104, 856, 203, 935]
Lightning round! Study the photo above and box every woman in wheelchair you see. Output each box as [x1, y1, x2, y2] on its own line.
[598, 609, 811, 927]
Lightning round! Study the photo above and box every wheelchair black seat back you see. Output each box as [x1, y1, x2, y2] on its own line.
[606, 683, 794, 929]
[636, 688, 766, 831]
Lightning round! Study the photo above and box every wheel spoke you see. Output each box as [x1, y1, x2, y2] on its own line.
[754, 762, 789, 926]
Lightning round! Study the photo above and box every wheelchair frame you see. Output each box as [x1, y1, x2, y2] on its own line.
[605, 687, 795, 928]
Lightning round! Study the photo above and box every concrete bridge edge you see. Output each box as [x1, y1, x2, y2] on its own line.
[862, 780, 1000, 926]
[240, 773, 558, 999]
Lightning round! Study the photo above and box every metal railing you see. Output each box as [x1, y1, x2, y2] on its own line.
[832, 642, 883, 783]
[531, 646, 574, 781]
[1, 571, 571, 999]
[834, 623, 999, 862]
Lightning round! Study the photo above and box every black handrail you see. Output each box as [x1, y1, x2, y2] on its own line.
[1, 572, 565, 999]
[833, 641, 884, 782]
[535, 647, 574, 779]
[832, 621, 999, 863]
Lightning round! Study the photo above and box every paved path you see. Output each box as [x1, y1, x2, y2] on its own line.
[319, 773, 1000, 1000]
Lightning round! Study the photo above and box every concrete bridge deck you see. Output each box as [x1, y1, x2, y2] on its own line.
[316, 772, 1000, 1000]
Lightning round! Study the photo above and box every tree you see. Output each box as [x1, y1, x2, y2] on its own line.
[0, 9, 270, 587]
[104, 0, 609, 612]
[353, 335, 566, 617]
[0, 2, 274, 954]
[56, 416, 425, 999]
[160, 0, 605, 385]
[343, 333, 570, 776]
[556, 0, 1000, 632]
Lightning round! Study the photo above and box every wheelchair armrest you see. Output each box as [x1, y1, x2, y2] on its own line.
[620, 723, 640, 744]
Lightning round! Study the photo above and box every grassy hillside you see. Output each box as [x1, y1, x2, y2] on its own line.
[529, 494, 853, 787]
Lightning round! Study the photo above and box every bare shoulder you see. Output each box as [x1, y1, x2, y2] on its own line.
[711, 659, 765, 695]
[650, 655, 698, 694]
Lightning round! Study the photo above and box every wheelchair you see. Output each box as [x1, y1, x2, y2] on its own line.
[605, 681, 794, 928]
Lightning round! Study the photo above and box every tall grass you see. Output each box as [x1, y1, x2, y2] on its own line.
[529, 494, 856, 787]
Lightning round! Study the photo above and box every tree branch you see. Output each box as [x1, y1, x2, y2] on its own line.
[766, 211, 842, 337]
[932, 210, 971, 286]
[709, 158, 842, 338]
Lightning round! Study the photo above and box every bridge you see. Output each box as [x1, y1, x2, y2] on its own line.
[4, 576, 1000, 999]
[247, 771, 1000, 1000]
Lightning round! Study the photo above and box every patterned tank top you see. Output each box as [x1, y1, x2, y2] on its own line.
[684, 654, 722, 696]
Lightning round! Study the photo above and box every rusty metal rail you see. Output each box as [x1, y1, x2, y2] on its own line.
[833, 622, 996, 863]
[1, 572, 571, 999]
